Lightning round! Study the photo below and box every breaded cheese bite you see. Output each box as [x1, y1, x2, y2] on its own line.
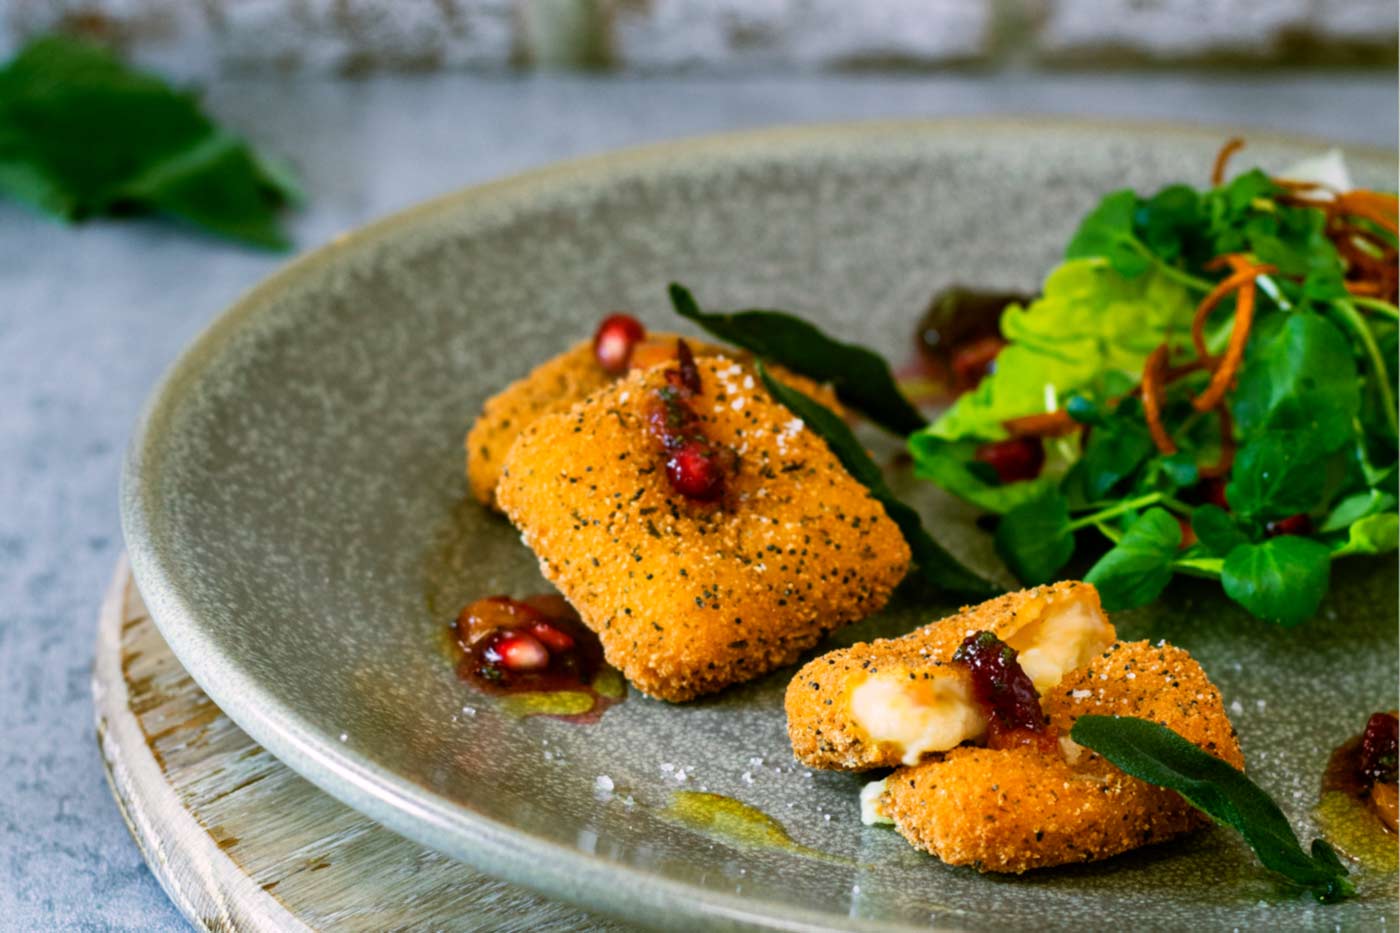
[495, 353, 910, 702]
[786, 582, 1114, 770]
[465, 334, 839, 509]
[872, 640, 1244, 873]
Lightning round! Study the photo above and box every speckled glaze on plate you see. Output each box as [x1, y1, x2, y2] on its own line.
[122, 121, 1399, 931]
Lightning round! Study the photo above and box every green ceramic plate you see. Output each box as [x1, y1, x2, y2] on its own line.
[122, 121, 1398, 931]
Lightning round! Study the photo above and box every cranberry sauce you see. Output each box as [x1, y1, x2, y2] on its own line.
[644, 339, 736, 502]
[953, 630, 1055, 751]
[1321, 712, 1399, 835]
[593, 313, 647, 374]
[1360, 712, 1399, 785]
[452, 595, 622, 721]
[904, 286, 1033, 399]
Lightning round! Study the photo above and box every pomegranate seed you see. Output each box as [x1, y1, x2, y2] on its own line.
[529, 621, 576, 653]
[1266, 513, 1312, 537]
[974, 437, 1044, 484]
[593, 313, 646, 374]
[666, 441, 726, 501]
[486, 631, 550, 672]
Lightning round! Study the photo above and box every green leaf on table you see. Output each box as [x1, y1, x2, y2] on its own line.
[0, 36, 298, 247]
[1231, 312, 1360, 454]
[1084, 507, 1182, 610]
[756, 363, 997, 597]
[1070, 715, 1354, 903]
[1221, 536, 1331, 626]
[669, 283, 925, 436]
[1191, 504, 1251, 557]
[920, 259, 1194, 444]
[906, 435, 1055, 515]
[1332, 512, 1400, 557]
[994, 491, 1074, 585]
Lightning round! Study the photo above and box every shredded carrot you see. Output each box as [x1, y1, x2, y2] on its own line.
[1272, 177, 1335, 194]
[1189, 260, 1271, 360]
[1193, 275, 1258, 412]
[1336, 190, 1400, 236]
[1212, 137, 1246, 187]
[1141, 343, 1177, 455]
[1346, 279, 1391, 297]
[1198, 406, 1236, 479]
[1002, 410, 1078, 438]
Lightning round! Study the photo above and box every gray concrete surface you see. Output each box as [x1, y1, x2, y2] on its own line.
[0, 72, 1394, 931]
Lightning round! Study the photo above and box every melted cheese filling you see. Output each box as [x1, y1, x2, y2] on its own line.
[850, 592, 1113, 766]
[1006, 595, 1114, 694]
[850, 673, 986, 766]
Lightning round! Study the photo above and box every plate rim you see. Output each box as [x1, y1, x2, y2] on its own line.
[120, 116, 1395, 932]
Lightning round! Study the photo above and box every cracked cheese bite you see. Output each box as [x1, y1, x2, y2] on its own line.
[869, 640, 1244, 873]
[786, 581, 1113, 770]
[495, 348, 910, 702]
[466, 327, 839, 510]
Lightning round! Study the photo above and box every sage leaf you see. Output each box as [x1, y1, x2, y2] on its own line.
[1070, 715, 1354, 903]
[671, 283, 926, 436]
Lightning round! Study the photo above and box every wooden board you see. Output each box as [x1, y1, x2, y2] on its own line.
[94, 557, 628, 932]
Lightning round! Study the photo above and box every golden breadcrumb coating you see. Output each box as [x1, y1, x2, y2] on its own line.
[465, 335, 839, 509]
[786, 582, 1111, 770]
[879, 640, 1244, 873]
[496, 354, 909, 702]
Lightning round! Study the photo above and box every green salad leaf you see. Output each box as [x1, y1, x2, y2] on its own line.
[1084, 507, 1182, 610]
[0, 36, 299, 247]
[1190, 504, 1250, 556]
[994, 491, 1074, 585]
[923, 259, 1195, 443]
[670, 283, 925, 436]
[1070, 715, 1354, 903]
[906, 435, 1056, 515]
[756, 363, 996, 597]
[1220, 536, 1332, 627]
[1230, 312, 1360, 454]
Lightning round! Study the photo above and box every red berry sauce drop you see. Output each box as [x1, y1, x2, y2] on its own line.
[643, 338, 735, 503]
[453, 594, 604, 694]
[1360, 711, 1399, 785]
[953, 630, 1055, 751]
[593, 313, 647, 374]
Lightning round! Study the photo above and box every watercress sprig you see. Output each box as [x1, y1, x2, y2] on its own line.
[1070, 715, 1355, 903]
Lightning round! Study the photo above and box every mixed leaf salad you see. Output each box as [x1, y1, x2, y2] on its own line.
[674, 140, 1399, 628]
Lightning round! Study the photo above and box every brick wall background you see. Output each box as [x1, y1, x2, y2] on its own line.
[1, 0, 1395, 75]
